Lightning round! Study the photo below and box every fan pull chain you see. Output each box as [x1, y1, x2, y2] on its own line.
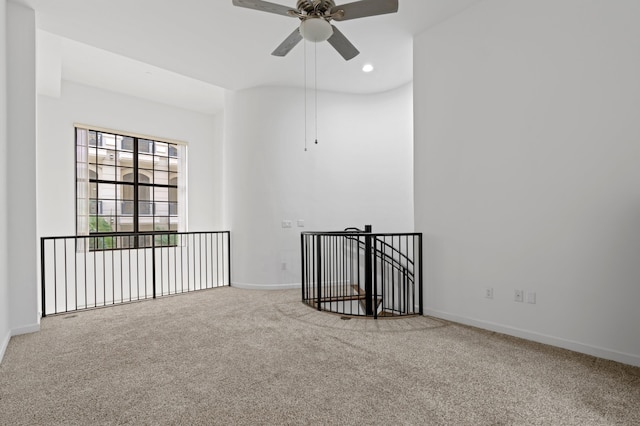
[304, 40, 308, 152]
[314, 41, 318, 145]
[303, 39, 319, 151]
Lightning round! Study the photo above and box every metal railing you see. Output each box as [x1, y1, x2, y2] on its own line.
[41, 231, 230, 316]
[301, 226, 422, 318]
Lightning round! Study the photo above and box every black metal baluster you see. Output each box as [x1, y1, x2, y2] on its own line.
[392, 236, 396, 315]
[316, 235, 322, 311]
[413, 235, 417, 314]
[84, 237, 88, 309]
[312, 235, 316, 305]
[187, 233, 191, 291]
[152, 233, 157, 299]
[405, 236, 409, 315]
[173, 236, 177, 293]
[160, 235, 171, 296]
[329, 236, 333, 311]
[373, 235, 378, 320]
[128, 243, 132, 302]
[351, 234, 356, 316]
[227, 232, 232, 286]
[180, 234, 184, 293]
[102, 242, 106, 307]
[334, 235, 338, 312]
[118, 241, 124, 302]
[325, 236, 329, 311]
[216, 233, 220, 287]
[52, 240, 58, 314]
[332, 235, 336, 311]
[381, 236, 386, 316]
[342, 235, 346, 315]
[63, 239, 69, 313]
[93, 238, 98, 307]
[418, 234, 423, 315]
[357, 234, 362, 314]
[212, 233, 216, 288]
[206, 233, 210, 288]
[307, 234, 310, 304]
[364, 228, 373, 316]
[338, 235, 341, 311]
[112, 245, 116, 305]
[144, 236, 148, 299]
[307, 234, 312, 305]
[300, 234, 305, 302]
[41, 238, 47, 317]
[199, 233, 203, 291]
[136, 238, 140, 300]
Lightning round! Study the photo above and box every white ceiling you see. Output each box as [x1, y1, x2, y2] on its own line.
[18, 0, 483, 114]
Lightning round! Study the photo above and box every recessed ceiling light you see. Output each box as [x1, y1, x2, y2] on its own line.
[362, 64, 374, 73]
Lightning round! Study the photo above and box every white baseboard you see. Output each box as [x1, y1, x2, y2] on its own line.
[0, 323, 40, 365]
[425, 309, 640, 368]
[11, 323, 40, 336]
[231, 282, 301, 290]
[0, 331, 10, 365]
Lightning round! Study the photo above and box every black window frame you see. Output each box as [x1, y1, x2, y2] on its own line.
[76, 128, 181, 250]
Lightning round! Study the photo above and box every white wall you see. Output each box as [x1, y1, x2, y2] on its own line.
[7, 2, 38, 336]
[414, 0, 640, 366]
[0, 0, 11, 362]
[224, 84, 414, 288]
[37, 80, 223, 238]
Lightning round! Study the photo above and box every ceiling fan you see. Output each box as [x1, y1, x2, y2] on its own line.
[232, 0, 399, 61]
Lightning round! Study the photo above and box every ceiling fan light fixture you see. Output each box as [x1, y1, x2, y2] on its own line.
[299, 18, 334, 42]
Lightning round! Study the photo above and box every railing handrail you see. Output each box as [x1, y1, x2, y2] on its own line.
[343, 227, 366, 233]
[301, 231, 422, 237]
[41, 230, 230, 241]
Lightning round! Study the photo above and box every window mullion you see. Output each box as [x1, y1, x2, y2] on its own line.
[133, 137, 139, 247]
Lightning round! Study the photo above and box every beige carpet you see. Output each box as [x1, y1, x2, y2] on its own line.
[1, 287, 639, 425]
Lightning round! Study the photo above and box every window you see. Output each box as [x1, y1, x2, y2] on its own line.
[89, 133, 103, 147]
[76, 127, 186, 249]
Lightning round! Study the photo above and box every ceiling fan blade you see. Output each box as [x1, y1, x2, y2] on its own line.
[232, 0, 295, 17]
[327, 25, 359, 61]
[272, 28, 303, 57]
[331, 0, 398, 21]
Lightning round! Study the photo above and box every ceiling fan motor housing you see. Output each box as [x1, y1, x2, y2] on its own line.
[296, 0, 336, 16]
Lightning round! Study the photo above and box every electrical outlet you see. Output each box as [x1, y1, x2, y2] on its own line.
[526, 291, 536, 304]
[514, 289, 524, 303]
[281, 220, 292, 228]
[484, 287, 493, 299]
[297, 220, 305, 228]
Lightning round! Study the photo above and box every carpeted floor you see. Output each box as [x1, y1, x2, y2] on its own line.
[1, 287, 639, 425]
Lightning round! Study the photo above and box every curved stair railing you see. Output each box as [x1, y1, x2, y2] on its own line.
[301, 225, 422, 318]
